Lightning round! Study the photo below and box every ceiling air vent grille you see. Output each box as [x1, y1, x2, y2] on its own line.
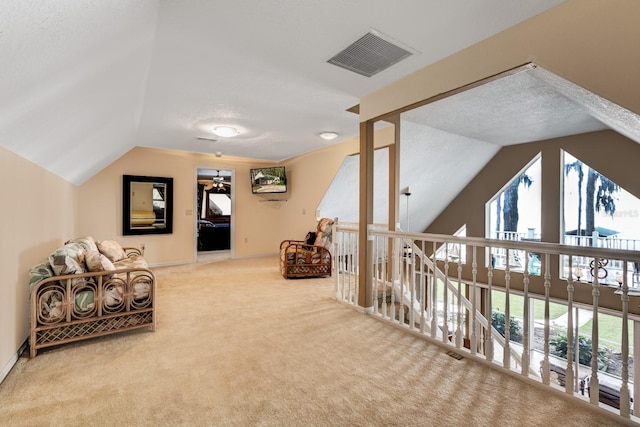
[328, 31, 414, 78]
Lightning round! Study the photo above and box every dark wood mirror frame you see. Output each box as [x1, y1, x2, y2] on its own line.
[123, 175, 174, 235]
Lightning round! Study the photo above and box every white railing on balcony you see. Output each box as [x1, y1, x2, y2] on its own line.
[333, 223, 640, 423]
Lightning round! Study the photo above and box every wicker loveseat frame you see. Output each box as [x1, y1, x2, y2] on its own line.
[279, 218, 334, 279]
[29, 240, 156, 357]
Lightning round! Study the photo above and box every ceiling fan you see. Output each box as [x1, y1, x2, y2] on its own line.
[198, 170, 231, 192]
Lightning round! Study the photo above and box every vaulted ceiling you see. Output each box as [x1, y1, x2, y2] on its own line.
[1, 0, 567, 185]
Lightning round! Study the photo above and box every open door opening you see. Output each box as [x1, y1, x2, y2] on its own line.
[196, 168, 233, 262]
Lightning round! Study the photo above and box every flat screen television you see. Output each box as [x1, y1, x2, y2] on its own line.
[250, 166, 287, 194]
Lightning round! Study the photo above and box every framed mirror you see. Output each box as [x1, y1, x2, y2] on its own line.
[123, 175, 173, 235]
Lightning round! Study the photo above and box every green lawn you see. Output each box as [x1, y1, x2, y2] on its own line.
[432, 280, 631, 352]
[491, 290, 631, 352]
[491, 291, 567, 320]
[581, 316, 631, 352]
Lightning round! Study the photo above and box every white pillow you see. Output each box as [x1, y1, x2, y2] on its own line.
[85, 251, 116, 273]
[97, 240, 127, 263]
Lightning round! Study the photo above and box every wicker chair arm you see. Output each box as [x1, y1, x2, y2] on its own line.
[123, 247, 142, 257]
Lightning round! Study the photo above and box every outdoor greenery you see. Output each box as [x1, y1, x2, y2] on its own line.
[581, 316, 633, 353]
[500, 173, 533, 233]
[491, 291, 567, 320]
[550, 334, 608, 370]
[491, 311, 523, 343]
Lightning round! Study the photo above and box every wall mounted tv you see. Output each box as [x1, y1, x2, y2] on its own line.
[250, 166, 287, 194]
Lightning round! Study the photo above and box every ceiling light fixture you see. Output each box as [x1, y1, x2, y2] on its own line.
[319, 131, 338, 140]
[212, 126, 240, 137]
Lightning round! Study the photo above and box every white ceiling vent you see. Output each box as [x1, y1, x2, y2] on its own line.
[327, 30, 415, 78]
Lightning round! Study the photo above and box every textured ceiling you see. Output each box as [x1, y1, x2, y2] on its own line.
[320, 65, 640, 233]
[0, 0, 567, 184]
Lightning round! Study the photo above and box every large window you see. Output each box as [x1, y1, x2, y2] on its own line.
[486, 155, 541, 272]
[562, 151, 640, 248]
[562, 151, 640, 284]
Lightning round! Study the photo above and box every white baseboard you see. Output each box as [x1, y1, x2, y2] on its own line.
[1, 339, 28, 385]
[147, 260, 191, 268]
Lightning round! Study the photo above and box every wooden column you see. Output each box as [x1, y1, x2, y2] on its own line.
[387, 116, 400, 283]
[358, 120, 374, 310]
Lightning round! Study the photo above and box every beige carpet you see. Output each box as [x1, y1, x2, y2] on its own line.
[0, 257, 626, 426]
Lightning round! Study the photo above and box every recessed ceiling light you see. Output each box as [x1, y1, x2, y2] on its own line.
[213, 126, 240, 137]
[319, 132, 338, 140]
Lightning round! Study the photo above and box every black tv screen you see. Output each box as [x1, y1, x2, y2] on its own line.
[250, 166, 287, 194]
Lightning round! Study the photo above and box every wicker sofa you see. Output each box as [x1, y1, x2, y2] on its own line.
[279, 218, 334, 279]
[28, 237, 156, 357]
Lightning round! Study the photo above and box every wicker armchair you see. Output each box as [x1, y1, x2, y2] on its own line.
[279, 218, 334, 279]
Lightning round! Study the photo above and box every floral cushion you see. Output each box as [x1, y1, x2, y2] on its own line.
[39, 289, 64, 321]
[29, 262, 55, 290]
[317, 218, 334, 233]
[48, 243, 86, 276]
[113, 255, 151, 299]
[114, 254, 148, 270]
[97, 240, 127, 263]
[75, 290, 95, 312]
[85, 251, 116, 273]
[66, 236, 98, 254]
[315, 218, 335, 249]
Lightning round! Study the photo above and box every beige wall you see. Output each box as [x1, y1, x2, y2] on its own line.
[77, 147, 280, 264]
[0, 146, 76, 375]
[76, 129, 394, 267]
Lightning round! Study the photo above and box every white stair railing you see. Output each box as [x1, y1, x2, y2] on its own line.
[333, 223, 640, 422]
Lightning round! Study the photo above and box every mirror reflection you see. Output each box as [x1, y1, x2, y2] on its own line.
[123, 175, 173, 235]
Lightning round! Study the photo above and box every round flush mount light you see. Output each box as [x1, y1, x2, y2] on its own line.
[319, 131, 338, 140]
[212, 126, 240, 137]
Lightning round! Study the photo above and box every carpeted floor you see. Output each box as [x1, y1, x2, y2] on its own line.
[0, 257, 627, 426]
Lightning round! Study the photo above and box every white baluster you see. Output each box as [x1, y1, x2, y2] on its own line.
[590, 258, 600, 405]
[574, 308, 580, 391]
[409, 240, 416, 328]
[430, 241, 438, 339]
[486, 247, 494, 363]
[399, 239, 406, 325]
[471, 246, 478, 356]
[443, 243, 449, 343]
[565, 256, 575, 394]
[382, 236, 388, 318]
[620, 262, 631, 417]
[348, 233, 353, 304]
[456, 243, 463, 348]
[335, 229, 341, 300]
[521, 251, 530, 377]
[372, 235, 379, 314]
[390, 237, 398, 322]
[542, 253, 551, 385]
[420, 240, 426, 333]
[504, 248, 511, 369]
[353, 232, 359, 305]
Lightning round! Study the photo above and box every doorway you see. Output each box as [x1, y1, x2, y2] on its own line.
[196, 168, 233, 262]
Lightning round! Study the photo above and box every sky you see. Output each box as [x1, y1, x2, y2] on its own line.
[488, 152, 640, 244]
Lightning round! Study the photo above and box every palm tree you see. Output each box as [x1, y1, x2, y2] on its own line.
[495, 193, 502, 238]
[585, 169, 619, 236]
[565, 159, 584, 236]
[502, 174, 533, 232]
